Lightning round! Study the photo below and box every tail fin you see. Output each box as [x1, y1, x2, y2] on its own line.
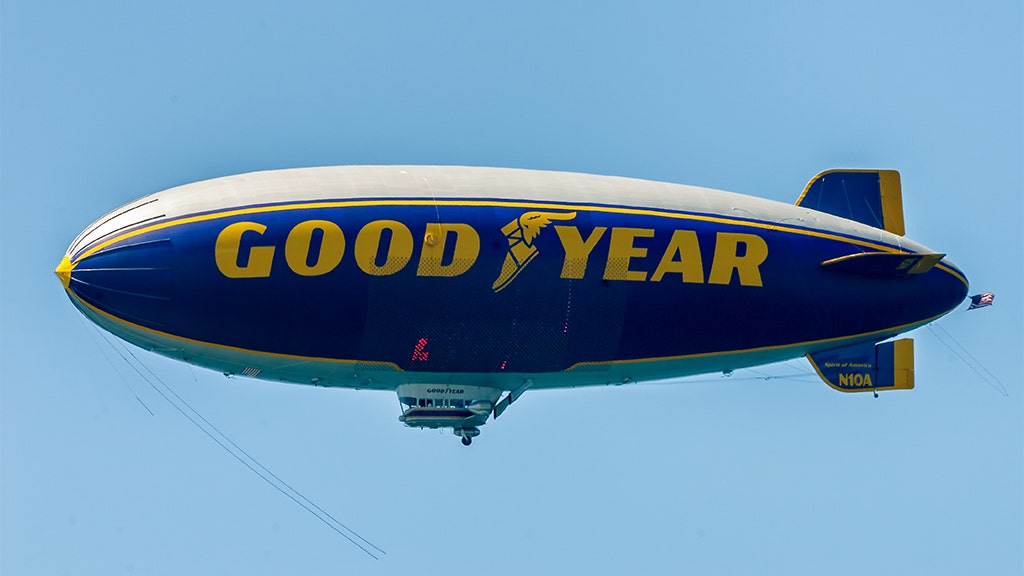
[808, 338, 915, 393]
[797, 169, 905, 235]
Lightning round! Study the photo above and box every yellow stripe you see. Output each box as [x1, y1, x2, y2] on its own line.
[76, 198, 916, 262]
[72, 198, 970, 288]
[68, 277, 951, 377]
[935, 262, 967, 286]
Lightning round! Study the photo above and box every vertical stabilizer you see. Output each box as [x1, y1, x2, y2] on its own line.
[797, 169, 905, 236]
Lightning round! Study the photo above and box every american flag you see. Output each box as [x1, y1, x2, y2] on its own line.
[968, 292, 994, 310]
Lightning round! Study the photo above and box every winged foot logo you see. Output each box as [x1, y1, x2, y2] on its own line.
[491, 211, 577, 292]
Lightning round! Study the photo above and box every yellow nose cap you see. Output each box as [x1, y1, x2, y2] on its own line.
[55, 256, 74, 288]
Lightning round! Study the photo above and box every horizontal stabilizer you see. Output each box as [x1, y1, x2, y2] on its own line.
[821, 252, 944, 277]
[808, 339, 914, 393]
[797, 170, 905, 235]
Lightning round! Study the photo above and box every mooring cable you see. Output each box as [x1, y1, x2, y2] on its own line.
[89, 325, 385, 558]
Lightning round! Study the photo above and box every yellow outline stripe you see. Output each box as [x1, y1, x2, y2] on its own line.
[67, 276, 951, 377]
[73, 198, 945, 261]
[72, 198, 968, 286]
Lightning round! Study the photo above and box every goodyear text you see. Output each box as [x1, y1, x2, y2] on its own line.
[214, 216, 769, 288]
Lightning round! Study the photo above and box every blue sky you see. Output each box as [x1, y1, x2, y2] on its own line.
[2, 1, 1021, 574]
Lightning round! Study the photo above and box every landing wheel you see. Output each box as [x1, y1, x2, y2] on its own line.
[461, 436, 472, 446]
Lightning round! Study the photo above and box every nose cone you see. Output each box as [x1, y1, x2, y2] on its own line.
[55, 256, 74, 289]
[57, 236, 175, 323]
[58, 190, 176, 321]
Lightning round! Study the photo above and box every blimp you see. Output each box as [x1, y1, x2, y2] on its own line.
[57, 166, 968, 444]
